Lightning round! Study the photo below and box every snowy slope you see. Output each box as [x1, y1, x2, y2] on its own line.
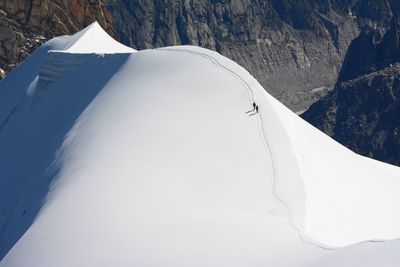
[60, 22, 135, 54]
[1, 23, 400, 266]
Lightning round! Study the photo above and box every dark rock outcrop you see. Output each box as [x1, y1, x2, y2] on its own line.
[107, 0, 357, 111]
[0, 0, 114, 74]
[302, 11, 400, 166]
[1, 0, 397, 114]
[106, 0, 395, 111]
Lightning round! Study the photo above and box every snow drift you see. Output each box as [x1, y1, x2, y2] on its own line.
[0, 22, 400, 266]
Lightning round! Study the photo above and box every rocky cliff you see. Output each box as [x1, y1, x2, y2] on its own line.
[106, 0, 394, 111]
[0, 0, 113, 73]
[1, 0, 397, 113]
[302, 8, 400, 166]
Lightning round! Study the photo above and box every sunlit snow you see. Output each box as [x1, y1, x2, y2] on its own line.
[1, 22, 400, 267]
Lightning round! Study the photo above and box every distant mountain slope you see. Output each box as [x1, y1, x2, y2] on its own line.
[0, 0, 113, 73]
[302, 13, 400, 166]
[0, 0, 397, 112]
[106, 0, 396, 111]
[1, 22, 400, 266]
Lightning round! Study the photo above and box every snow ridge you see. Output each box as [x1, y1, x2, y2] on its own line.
[2, 22, 400, 266]
[34, 52, 85, 97]
[61, 22, 135, 54]
[158, 46, 400, 249]
[159, 47, 332, 249]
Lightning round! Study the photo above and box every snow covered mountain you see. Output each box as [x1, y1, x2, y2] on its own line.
[1, 22, 400, 266]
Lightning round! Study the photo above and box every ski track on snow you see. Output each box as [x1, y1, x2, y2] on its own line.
[156, 47, 397, 250]
[156, 47, 333, 250]
[1, 44, 394, 256]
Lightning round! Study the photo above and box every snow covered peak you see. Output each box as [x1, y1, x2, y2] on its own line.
[59, 21, 135, 54]
[1, 27, 400, 266]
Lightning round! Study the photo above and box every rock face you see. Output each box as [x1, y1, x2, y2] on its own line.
[0, 0, 113, 74]
[1, 0, 397, 113]
[106, 0, 394, 111]
[302, 9, 400, 166]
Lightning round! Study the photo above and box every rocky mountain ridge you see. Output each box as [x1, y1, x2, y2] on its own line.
[302, 11, 400, 166]
[0, 0, 399, 166]
[0, 0, 113, 73]
[0, 0, 397, 112]
[107, 0, 396, 111]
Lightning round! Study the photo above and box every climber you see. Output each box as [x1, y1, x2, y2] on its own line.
[246, 102, 257, 114]
[249, 104, 259, 117]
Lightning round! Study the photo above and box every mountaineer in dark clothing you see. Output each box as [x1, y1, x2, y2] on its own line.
[248, 103, 259, 117]
[246, 102, 257, 114]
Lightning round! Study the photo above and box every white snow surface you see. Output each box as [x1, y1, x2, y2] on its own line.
[1, 23, 400, 266]
[60, 21, 135, 54]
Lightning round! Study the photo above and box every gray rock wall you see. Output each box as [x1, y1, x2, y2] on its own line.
[0, 0, 114, 73]
[107, 0, 364, 111]
[302, 10, 400, 166]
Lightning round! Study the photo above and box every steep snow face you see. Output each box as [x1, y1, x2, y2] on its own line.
[0, 22, 134, 128]
[1, 23, 400, 266]
[60, 22, 135, 54]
